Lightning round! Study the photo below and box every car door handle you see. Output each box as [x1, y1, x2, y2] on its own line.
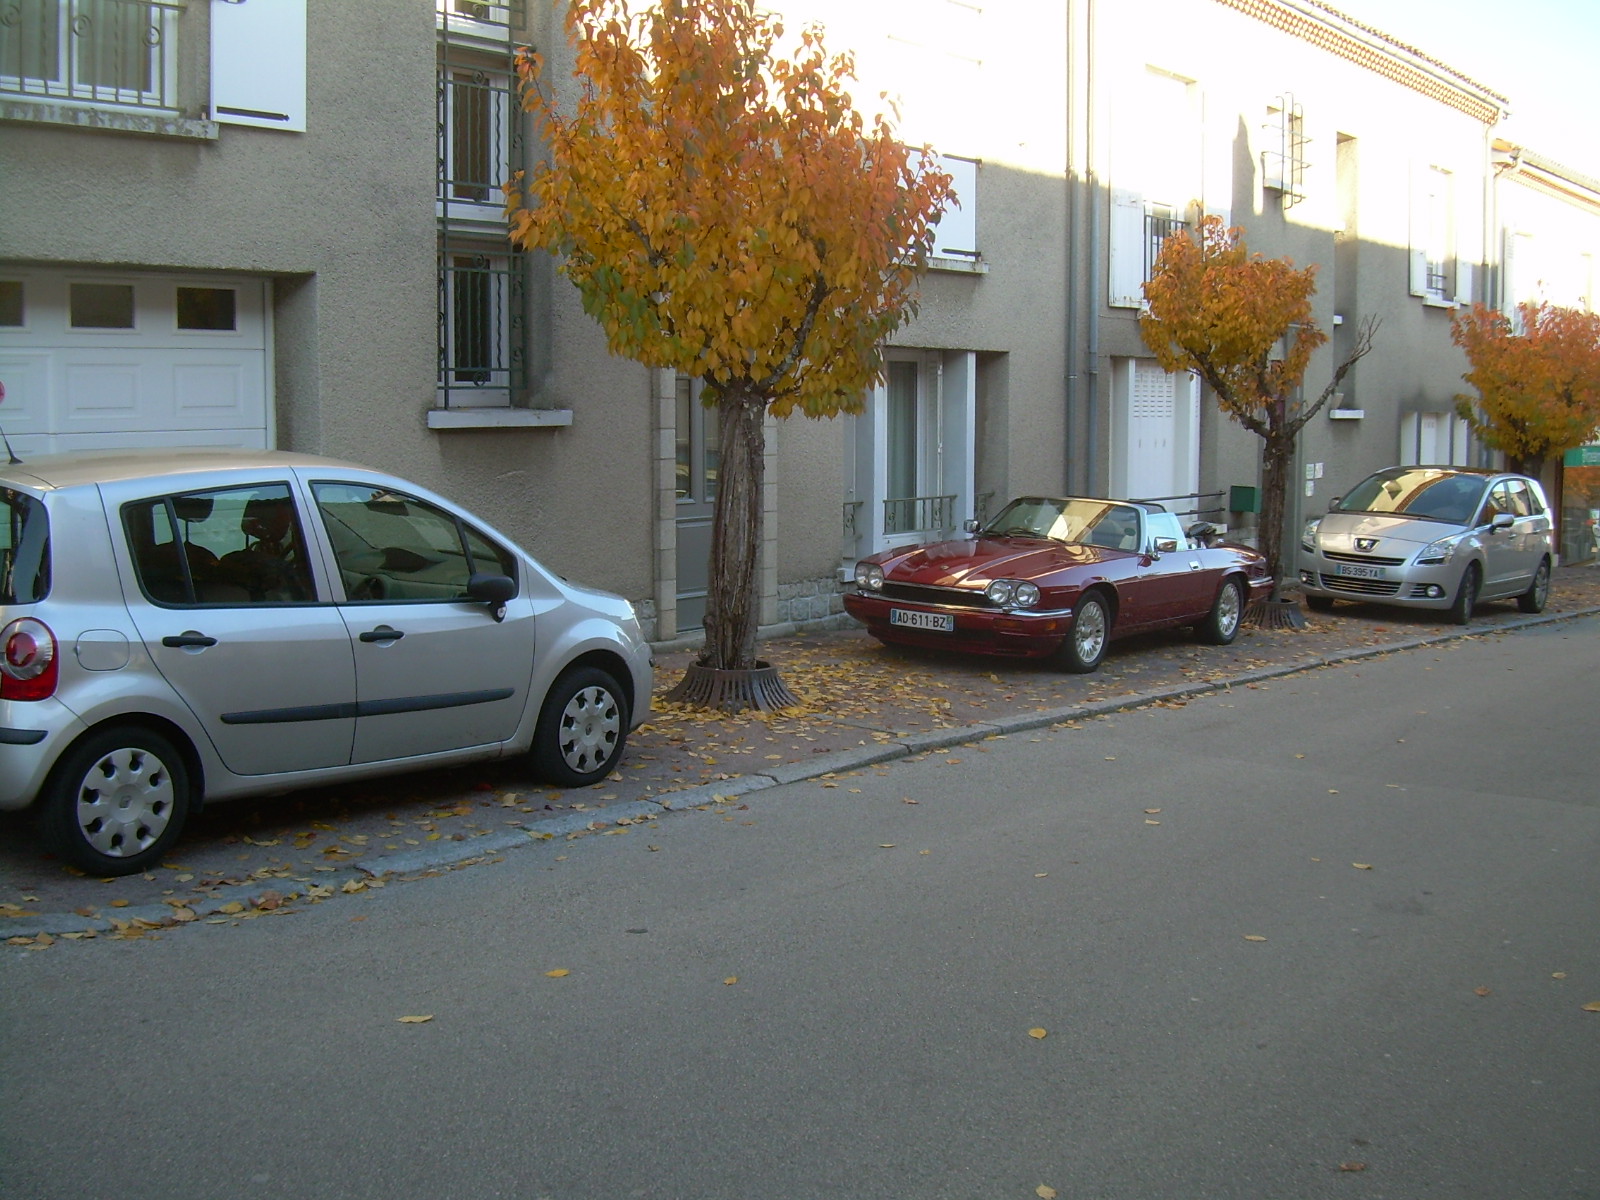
[359, 627, 404, 643]
[162, 632, 217, 648]
[1188, 560, 1202, 571]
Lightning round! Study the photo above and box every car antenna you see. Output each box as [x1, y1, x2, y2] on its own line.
[0, 423, 17, 465]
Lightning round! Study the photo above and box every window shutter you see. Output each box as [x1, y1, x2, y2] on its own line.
[212, 0, 308, 132]
[1455, 259, 1475, 308]
[1398, 412, 1420, 466]
[1108, 189, 1146, 308]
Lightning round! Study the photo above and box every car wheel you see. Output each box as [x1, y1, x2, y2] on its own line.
[1057, 591, 1110, 674]
[1305, 593, 1335, 613]
[532, 666, 630, 787]
[1516, 557, 1551, 614]
[36, 727, 191, 877]
[1448, 562, 1481, 626]
[1198, 577, 1244, 645]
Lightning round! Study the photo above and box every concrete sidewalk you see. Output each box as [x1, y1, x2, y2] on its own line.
[5, 568, 1599, 943]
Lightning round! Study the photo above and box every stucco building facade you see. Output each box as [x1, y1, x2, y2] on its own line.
[1, 0, 1591, 643]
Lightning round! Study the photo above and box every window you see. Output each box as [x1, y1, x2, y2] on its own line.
[69, 282, 134, 328]
[931, 154, 978, 261]
[438, 65, 516, 208]
[1108, 67, 1199, 307]
[0, 282, 23, 327]
[674, 376, 718, 504]
[176, 287, 236, 331]
[311, 482, 514, 602]
[1, 0, 178, 110]
[1410, 165, 1456, 305]
[437, 252, 522, 406]
[123, 484, 313, 606]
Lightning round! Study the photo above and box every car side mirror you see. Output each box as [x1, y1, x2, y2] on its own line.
[964, 519, 980, 534]
[1490, 512, 1515, 532]
[1152, 537, 1179, 556]
[467, 571, 516, 621]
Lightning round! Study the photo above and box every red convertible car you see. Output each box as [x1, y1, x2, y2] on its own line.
[843, 496, 1274, 672]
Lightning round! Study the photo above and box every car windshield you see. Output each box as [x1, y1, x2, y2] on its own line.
[1336, 469, 1488, 524]
[983, 497, 1142, 550]
[0, 489, 50, 604]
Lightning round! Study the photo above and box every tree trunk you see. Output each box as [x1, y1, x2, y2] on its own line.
[1258, 426, 1293, 601]
[699, 385, 766, 672]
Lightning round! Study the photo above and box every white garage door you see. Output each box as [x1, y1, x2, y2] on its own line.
[0, 270, 270, 454]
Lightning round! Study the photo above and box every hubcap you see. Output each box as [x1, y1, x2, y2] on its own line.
[75, 747, 175, 858]
[1534, 564, 1550, 605]
[558, 686, 621, 774]
[1217, 584, 1241, 636]
[1075, 601, 1107, 661]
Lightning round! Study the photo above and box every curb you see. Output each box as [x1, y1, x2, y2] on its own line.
[5, 605, 1596, 942]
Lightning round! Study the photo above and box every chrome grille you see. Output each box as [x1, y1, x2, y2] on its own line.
[880, 582, 995, 609]
[1324, 550, 1406, 567]
[1319, 574, 1402, 596]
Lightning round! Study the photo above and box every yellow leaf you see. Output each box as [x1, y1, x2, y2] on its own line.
[1243, 934, 1267, 942]
[545, 968, 571, 978]
[1028, 1028, 1048, 1040]
[879, 843, 896, 849]
[1352, 863, 1373, 870]
[1474, 986, 1492, 997]
[1552, 972, 1567, 979]
[1582, 1001, 1600, 1013]
[397, 1015, 434, 1024]
[723, 976, 739, 985]
[1037, 1188, 1058, 1199]
[218, 901, 245, 915]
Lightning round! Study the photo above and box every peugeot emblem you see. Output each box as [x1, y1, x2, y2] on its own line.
[1355, 537, 1378, 552]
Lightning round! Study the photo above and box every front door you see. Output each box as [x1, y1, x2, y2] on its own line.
[673, 375, 718, 635]
[309, 481, 536, 764]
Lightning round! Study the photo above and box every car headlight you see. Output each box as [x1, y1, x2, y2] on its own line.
[1300, 517, 1322, 551]
[855, 562, 884, 590]
[1416, 538, 1458, 565]
[984, 579, 1040, 608]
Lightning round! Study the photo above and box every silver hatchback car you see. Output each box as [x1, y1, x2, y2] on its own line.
[1298, 466, 1554, 624]
[0, 449, 653, 875]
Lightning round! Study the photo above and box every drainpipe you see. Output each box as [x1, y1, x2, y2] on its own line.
[1063, 0, 1081, 494]
[1084, 0, 1102, 498]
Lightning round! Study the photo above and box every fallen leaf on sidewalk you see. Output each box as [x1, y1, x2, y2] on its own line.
[1028, 1028, 1048, 1040]
[397, 1015, 434, 1024]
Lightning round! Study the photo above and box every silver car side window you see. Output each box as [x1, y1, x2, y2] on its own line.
[312, 482, 513, 603]
[123, 484, 312, 606]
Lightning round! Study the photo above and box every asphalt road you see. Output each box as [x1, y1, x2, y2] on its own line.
[2, 617, 1597, 1200]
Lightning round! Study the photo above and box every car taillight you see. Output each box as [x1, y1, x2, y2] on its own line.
[0, 617, 58, 701]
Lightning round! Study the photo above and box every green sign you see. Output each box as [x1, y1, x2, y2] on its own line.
[1564, 445, 1600, 467]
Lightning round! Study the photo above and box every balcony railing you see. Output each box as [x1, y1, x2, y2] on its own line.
[0, 0, 181, 112]
[1145, 210, 1189, 278]
[436, 0, 525, 40]
[883, 494, 956, 536]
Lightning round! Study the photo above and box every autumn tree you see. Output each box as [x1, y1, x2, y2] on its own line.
[1139, 216, 1378, 604]
[1451, 300, 1600, 474]
[506, 0, 952, 709]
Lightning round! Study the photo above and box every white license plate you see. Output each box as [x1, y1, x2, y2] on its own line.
[890, 608, 955, 632]
[1334, 562, 1386, 579]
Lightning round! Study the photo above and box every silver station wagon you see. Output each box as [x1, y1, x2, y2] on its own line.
[0, 449, 653, 875]
[1298, 465, 1554, 624]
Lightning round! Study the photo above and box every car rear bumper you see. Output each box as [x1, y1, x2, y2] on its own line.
[0, 697, 89, 811]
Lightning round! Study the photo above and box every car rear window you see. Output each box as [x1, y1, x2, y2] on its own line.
[0, 489, 50, 604]
[1338, 469, 1487, 524]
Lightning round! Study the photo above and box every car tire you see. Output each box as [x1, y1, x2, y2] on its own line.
[1305, 593, 1335, 613]
[1197, 577, 1245, 645]
[36, 726, 192, 877]
[532, 666, 630, 788]
[1057, 591, 1110, 674]
[1448, 562, 1481, 626]
[1516, 557, 1551, 614]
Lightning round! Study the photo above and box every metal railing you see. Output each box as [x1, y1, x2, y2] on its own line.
[436, 251, 526, 404]
[883, 494, 957, 536]
[1145, 210, 1189, 278]
[0, 0, 182, 112]
[1128, 490, 1226, 520]
[435, 0, 525, 36]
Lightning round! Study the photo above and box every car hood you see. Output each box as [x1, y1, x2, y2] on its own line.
[878, 536, 1115, 586]
[1315, 511, 1463, 552]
